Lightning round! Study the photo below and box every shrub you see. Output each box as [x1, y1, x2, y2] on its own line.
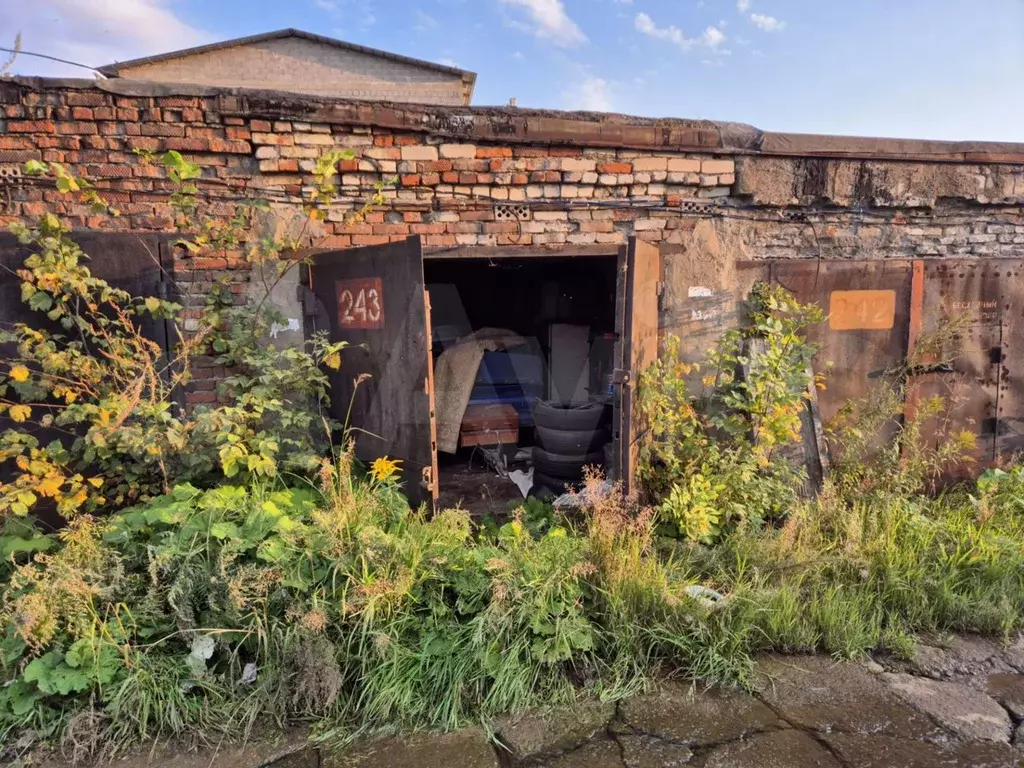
[638, 284, 824, 542]
[0, 155, 378, 517]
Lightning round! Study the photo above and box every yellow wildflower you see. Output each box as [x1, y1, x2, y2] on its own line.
[370, 456, 401, 482]
[9, 365, 29, 383]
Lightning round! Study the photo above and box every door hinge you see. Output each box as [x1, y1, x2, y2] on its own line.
[612, 369, 631, 385]
[421, 465, 434, 491]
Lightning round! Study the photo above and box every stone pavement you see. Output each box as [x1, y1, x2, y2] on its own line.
[42, 635, 1024, 768]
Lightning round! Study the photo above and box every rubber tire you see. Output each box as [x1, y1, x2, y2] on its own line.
[532, 446, 605, 481]
[536, 425, 609, 454]
[532, 400, 606, 432]
[532, 471, 571, 495]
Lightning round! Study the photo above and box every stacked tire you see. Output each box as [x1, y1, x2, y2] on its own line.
[531, 400, 610, 495]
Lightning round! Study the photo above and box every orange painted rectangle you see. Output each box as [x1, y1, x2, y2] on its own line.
[829, 289, 897, 331]
[336, 277, 384, 330]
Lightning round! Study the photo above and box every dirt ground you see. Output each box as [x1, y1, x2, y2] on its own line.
[436, 461, 528, 520]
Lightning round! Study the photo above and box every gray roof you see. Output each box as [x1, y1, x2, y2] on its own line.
[97, 28, 477, 89]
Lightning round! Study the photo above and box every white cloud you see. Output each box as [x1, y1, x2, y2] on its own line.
[750, 13, 785, 31]
[567, 75, 612, 111]
[702, 26, 726, 48]
[5, 0, 210, 76]
[737, 0, 751, 12]
[635, 13, 726, 50]
[635, 12, 691, 49]
[499, 0, 587, 46]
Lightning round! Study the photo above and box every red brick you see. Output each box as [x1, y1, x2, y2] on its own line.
[3, 105, 25, 118]
[477, 147, 513, 159]
[93, 107, 116, 120]
[225, 126, 251, 141]
[410, 223, 445, 235]
[250, 119, 272, 131]
[420, 173, 440, 186]
[483, 222, 519, 234]
[394, 135, 421, 146]
[599, 162, 632, 174]
[459, 173, 478, 184]
[442, 172, 459, 183]
[92, 164, 133, 178]
[8, 120, 54, 133]
[190, 257, 229, 269]
[421, 160, 453, 173]
[158, 97, 201, 108]
[0, 149, 39, 162]
[374, 135, 395, 147]
[165, 137, 211, 152]
[208, 138, 251, 153]
[186, 391, 218, 405]
[278, 159, 299, 172]
[373, 224, 412, 235]
[180, 108, 204, 122]
[116, 108, 140, 121]
[511, 174, 529, 185]
[66, 93, 107, 107]
[127, 137, 162, 151]
[70, 107, 93, 120]
[423, 234, 457, 247]
[352, 235, 392, 245]
[459, 210, 496, 222]
[403, 211, 423, 223]
[338, 159, 359, 172]
[224, 117, 245, 126]
[252, 133, 293, 146]
[401, 174, 421, 186]
[0, 136, 32, 149]
[140, 124, 185, 137]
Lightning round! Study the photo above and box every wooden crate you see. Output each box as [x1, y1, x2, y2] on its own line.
[460, 404, 519, 447]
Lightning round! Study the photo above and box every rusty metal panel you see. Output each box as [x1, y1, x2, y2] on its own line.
[770, 260, 914, 425]
[916, 261, 1006, 471]
[996, 262, 1024, 457]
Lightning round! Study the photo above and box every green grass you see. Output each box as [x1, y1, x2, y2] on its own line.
[3, 462, 1024, 762]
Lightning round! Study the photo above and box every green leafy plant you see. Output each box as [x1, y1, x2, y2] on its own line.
[638, 283, 824, 542]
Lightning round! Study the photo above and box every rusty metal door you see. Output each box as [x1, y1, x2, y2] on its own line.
[913, 260, 1024, 470]
[306, 236, 436, 508]
[770, 260, 915, 425]
[615, 237, 661, 497]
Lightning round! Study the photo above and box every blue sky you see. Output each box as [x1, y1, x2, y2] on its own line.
[4, 0, 1024, 141]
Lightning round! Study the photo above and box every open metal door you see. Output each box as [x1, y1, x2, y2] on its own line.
[615, 237, 661, 497]
[307, 236, 437, 508]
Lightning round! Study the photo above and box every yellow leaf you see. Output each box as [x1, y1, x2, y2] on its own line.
[9, 405, 31, 423]
[87, 477, 104, 488]
[9, 365, 29, 383]
[144, 297, 161, 313]
[324, 352, 341, 370]
[37, 476, 63, 497]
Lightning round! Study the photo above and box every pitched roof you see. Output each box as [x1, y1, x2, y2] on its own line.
[97, 28, 477, 90]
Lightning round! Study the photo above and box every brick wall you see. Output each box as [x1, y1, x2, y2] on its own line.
[2, 77, 1024, 406]
[114, 37, 471, 106]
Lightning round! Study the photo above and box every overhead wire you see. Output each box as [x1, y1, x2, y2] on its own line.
[0, 47, 104, 75]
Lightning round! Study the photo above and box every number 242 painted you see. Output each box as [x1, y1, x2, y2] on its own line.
[336, 278, 385, 330]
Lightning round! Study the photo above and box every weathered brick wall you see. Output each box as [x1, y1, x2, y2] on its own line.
[2, 77, 1024, 401]
[113, 37, 472, 106]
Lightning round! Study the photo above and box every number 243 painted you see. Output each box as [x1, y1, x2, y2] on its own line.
[335, 278, 385, 330]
